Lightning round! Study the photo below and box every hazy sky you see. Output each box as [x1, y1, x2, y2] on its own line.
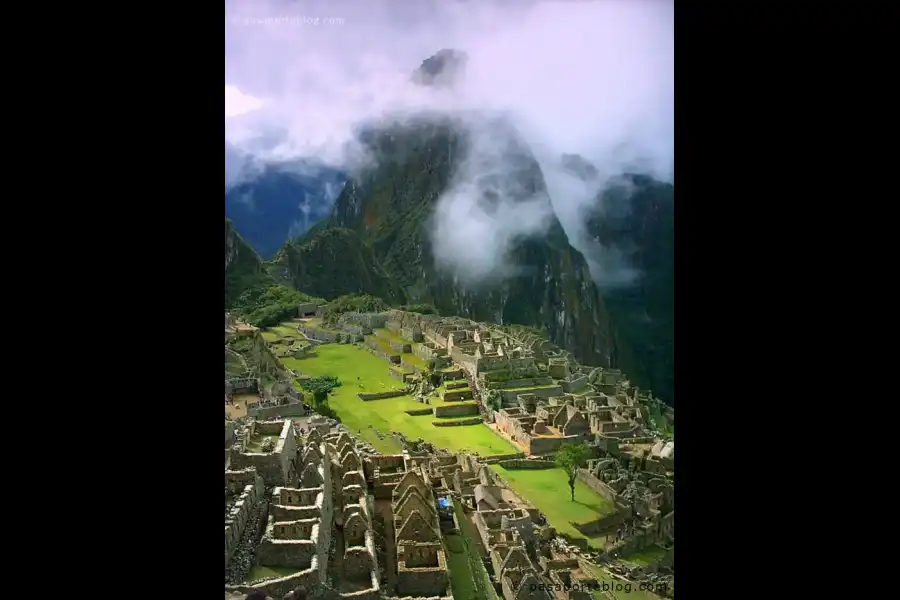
[225, 0, 674, 285]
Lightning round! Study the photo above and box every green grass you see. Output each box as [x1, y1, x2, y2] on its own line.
[621, 544, 669, 566]
[368, 335, 396, 356]
[272, 325, 303, 338]
[374, 328, 410, 345]
[489, 465, 616, 549]
[283, 344, 517, 456]
[434, 414, 482, 422]
[444, 500, 499, 600]
[581, 562, 667, 600]
[402, 351, 426, 369]
[504, 384, 561, 392]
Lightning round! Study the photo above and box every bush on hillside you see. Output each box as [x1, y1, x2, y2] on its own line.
[322, 294, 390, 325]
[234, 284, 322, 328]
[403, 303, 438, 315]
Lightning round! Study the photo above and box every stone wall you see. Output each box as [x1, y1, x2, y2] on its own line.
[400, 357, 429, 372]
[225, 470, 265, 568]
[390, 341, 413, 353]
[300, 327, 342, 343]
[432, 402, 479, 418]
[442, 388, 473, 402]
[390, 366, 415, 383]
[230, 451, 284, 486]
[255, 420, 285, 435]
[526, 432, 592, 456]
[358, 390, 407, 401]
[500, 385, 564, 402]
[225, 558, 320, 599]
[415, 343, 446, 361]
[572, 509, 629, 537]
[432, 417, 483, 427]
[495, 459, 555, 469]
[439, 369, 464, 381]
[249, 402, 309, 420]
[256, 538, 317, 568]
[362, 339, 400, 363]
[562, 376, 589, 393]
[396, 548, 449, 597]
[341, 312, 389, 329]
[482, 375, 553, 388]
[480, 452, 526, 464]
[405, 407, 433, 416]
[575, 468, 618, 503]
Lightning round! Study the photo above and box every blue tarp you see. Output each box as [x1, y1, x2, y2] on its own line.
[438, 497, 451, 508]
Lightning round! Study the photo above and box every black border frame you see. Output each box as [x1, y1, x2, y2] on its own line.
[56, 1, 814, 597]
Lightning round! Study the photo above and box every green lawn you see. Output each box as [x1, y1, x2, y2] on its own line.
[368, 335, 395, 355]
[444, 499, 498, 600]
[581, 562, 667, 600]
[374, 328, 410, 344]
[622, 544, 669, 566]
[402, 351, 427, 369]
[283, 344, 517, 456]
[272, 325, 303, 338]
[490, 465, 616, 549]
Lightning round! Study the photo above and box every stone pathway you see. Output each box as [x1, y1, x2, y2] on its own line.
[225, 496, 269, 585]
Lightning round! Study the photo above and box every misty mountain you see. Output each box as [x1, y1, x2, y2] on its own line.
[275, 113, 619, 371]
[225, 160, 346, 259]
[578, 168, 675, 405]
[225, 217, 273, 308]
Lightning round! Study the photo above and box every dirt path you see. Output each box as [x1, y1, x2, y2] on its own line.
[374, 500, 397, 590]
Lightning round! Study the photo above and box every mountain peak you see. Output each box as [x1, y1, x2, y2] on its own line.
[412, 48, 468, 87]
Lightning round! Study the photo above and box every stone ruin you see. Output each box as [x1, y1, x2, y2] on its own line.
[226, 423, 384, 600]
[222, 309, 674, 598]
[229, 419, 299, 487]
[392, 470, 449, 598]
[461, 459, 552, 599]
[494, 402, 593, 455]
[582, 454, 675, 556]
[226, 376, 263, 397]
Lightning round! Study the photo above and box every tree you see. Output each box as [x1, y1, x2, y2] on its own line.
[555, 443, 592, 501]
[300, 376, 342, 405]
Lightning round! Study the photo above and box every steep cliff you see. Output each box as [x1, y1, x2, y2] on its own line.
[284, 118, 620, 369]
[273, 227, 404, 303]
[225, 218, 273, 308]
[585, 174, 675, 404]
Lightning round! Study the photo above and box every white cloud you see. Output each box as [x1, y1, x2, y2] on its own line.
[224, 0, 674, 284]
[225, 85, 263, 118]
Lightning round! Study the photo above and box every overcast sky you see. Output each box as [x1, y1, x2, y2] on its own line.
[225, 0, 674, 284]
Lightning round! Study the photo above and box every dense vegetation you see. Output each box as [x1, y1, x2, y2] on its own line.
[225, 217, 324, 328]
[226, 118, 674, 406]
[299, 375, 342, 404]
[225, 218, 274, 308]
[293, 120, 616, 370]
[586, 175, 675, 405]
[234, 284, 322, 329]
[274, 227, 404, 303]
[402, 303, 439, 315]
[321, 294, 391, 326]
